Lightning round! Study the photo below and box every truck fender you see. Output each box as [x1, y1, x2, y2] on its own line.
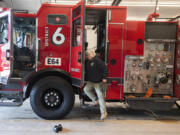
[23, 68, 71, 99]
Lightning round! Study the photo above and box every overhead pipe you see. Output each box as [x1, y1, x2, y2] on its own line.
[147, 0, 160, 21]
[169, 15, 180, 21]
[111, 0, 122, 6]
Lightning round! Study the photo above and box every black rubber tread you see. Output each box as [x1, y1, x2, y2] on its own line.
[30, 76, 75, 120]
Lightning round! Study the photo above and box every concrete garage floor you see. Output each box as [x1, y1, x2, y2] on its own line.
[0, 98, 180, 135]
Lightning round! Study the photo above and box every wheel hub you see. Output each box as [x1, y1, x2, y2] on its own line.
[44, 91, 60, 107]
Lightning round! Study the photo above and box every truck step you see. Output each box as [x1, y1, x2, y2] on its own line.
[126, 97, 178, 111]
[0, 100, 23, 106]
[0, 91, 23, 106]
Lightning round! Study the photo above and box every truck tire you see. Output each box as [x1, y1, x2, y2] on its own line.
[30, 76, 75, 120]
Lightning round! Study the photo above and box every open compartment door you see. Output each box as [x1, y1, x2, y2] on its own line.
[0, 8, 13, 84]
[105, 8, 126, 100]
[70, 0, 85, 87]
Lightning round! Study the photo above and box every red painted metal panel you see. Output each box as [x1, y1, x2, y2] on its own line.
[14, 13, 36, 18]
[106, 85, 123, 100]
[36, 3, 73, 17]
[125, 21, 145, 56]
[70, 0, 85, 86]
[106, 8, 126, 100]
[108, 24, 124, 78]
[37, 6, 71, 73]
[109, 8, 126, 23]
[174, 25, 180, 99]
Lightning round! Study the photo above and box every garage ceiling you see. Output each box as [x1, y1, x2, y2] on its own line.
[0, 0, 180, 20]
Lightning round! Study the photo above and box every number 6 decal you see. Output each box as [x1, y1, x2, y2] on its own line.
[52, 27, 65, 46]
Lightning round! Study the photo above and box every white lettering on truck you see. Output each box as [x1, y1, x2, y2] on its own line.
[45, 57, 61, 66]
[45, 27, 49, 46]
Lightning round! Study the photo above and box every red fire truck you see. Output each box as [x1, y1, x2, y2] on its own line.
[0, 0, 179, 119]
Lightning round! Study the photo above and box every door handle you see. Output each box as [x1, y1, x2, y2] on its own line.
[112, 80, 118, 85]
[38, 39, 40, 61]
[78, 51, 82, 63]
[6, 49, 10, 60]
[105, 42, 109, 64]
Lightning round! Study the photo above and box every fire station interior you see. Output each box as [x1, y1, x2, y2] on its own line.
[85, 9, 107, 60]
[0, 0, 180, 134]
[12, 17, 36, 77]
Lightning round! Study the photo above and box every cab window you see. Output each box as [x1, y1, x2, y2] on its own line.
[72, 18, 81, 47]
[0, 16, 8, 44]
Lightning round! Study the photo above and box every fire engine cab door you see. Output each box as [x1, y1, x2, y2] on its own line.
[0, 9, 13, 84]
[71, 0, 85, 87]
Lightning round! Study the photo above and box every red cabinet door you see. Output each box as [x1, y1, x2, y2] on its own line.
[70, 0, 85, 87]
[106, 8, 126, 100]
